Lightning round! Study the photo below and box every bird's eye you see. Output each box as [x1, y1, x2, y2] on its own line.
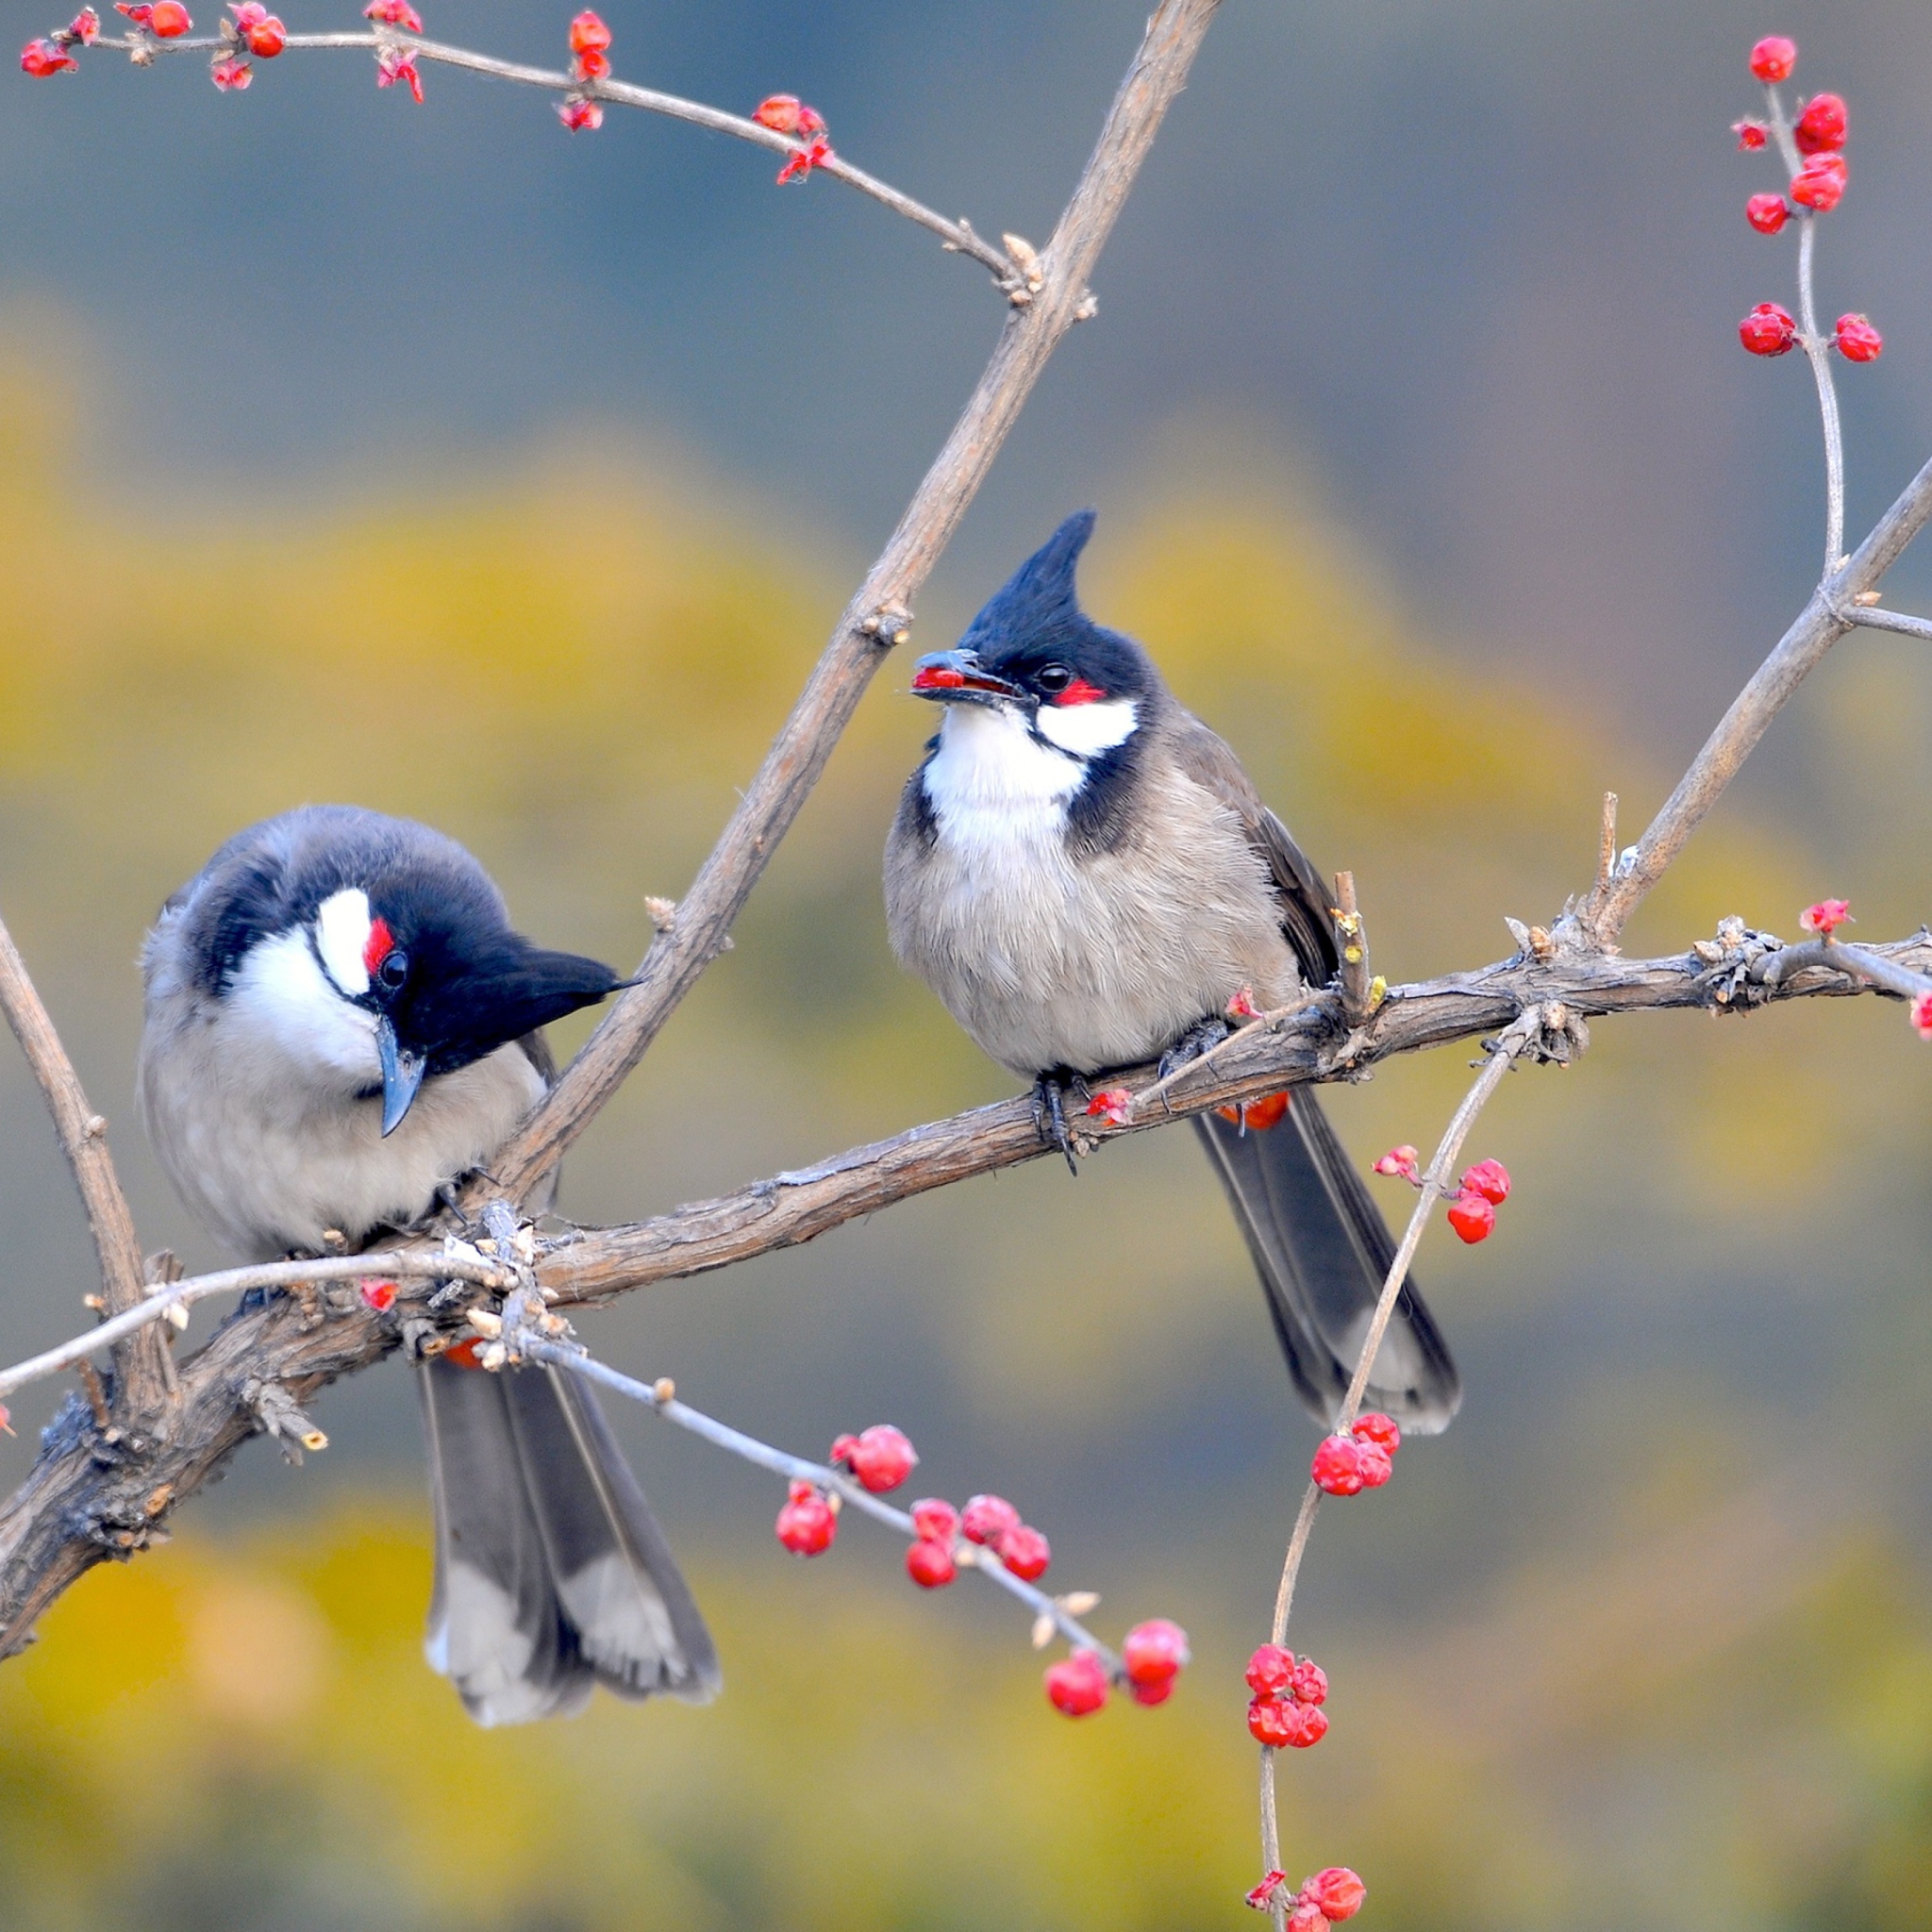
[1036, 664, 1072, 693]
[377, 948, 408, 991]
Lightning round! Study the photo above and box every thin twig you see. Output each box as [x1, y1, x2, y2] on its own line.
[1845, 606, 1932, 642]
[1763, 937, 1932, 999]
[484, 0, 1226, 1207]
[1578, 451, 1932, 944]
[0, 1251, 506, 1407]
[521, 1341, 1120, 1667]
[1594, 791, 1619, 892]
[1766, 80, 1846, 573]
[91, 29, 1020, 284]
[1333, 872, 1372, 1027]
[0, 911, 168, 1414]
[1256, 1008, 1544, 1925]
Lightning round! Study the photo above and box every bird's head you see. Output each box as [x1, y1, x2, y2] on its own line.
[202, 810, 624, 1136]
[908, 509, 1156, 764]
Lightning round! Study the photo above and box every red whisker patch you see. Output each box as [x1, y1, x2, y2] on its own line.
[362, 915, 394, 976]
[1055, 677, 1108, 707]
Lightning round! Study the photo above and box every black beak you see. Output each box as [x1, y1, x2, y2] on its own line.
[375, 1014, 426, 1138]
[909, 649, 1024, 705]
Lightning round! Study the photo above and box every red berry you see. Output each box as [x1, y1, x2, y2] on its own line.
[1226, 985, 1260, 1020]
[1372, 1144, 1420, 1183]
[1245, 1643, 1294, 1695]
[21, 38, 78, 75]
[1085, 1087, 1132, 1126]
[1128, 1675, 1173, 1707]
[568, 8, 611, 56]
[909, 1497, 959, 1543]
[1355, 1439, 1393, 1489]
[574, 49, 610, 80]
[1044, 1649, 1109, 1717]
[1121, 1618, 1191, 1687]
[905, 1538, 956, 1588]
[358, 1278, 397, 1312]
[1743, 182, 1790, 225]
[1289, 1657, 1328, 1706]
[210, 54, 250, 89]
[1311, 1434, 1364, 1496]
[245, 15, 283, 55]
[1303, 1868, 1367, 1923]
[1241, 1091, 1291, 1132]
[1460, 1158, 1511, 1205]
[775, 136, 831, 186]
[66, 8, 102, 43]
[1793, 92, 1847, 155]
[996, 1522, 1051, 1582]
[1734, 120, 1769, 151]
[754, 93, 804, 135]
[1446, 1190, 1496, 1243]
[774, 1479, 837, 1556]
[1351, 1412, 1401, 1455]
[961, 1493, 1021, 1544]
[1799, 897, 1852, 935]
[1790, 152, 1847, 212]
[1739, 301, 1798, 356]
[150, 0, 191, 32]
[1749, 36, 1796, 83]
[1288, 1906, 1329, 1932]
[1248, 1693, 1299, 1746]
[558, 97, 603, 131]
[842, 1424, 917, 1492]
[1834, 315, 1883, 363]
[1912, 991, 1932, 1040]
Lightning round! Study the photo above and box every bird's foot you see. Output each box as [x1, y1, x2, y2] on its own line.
[1155, 1017, 1231, 1109]
[1032, 1071, 1085, 1178]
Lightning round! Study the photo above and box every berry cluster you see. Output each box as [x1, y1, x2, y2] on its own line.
[754, 93, 832, 183]
[1046, 1617, 1190, 1717]
[1373, 1144, 1512, 1244]
[116, 2, 191, 34]
[1799, 897, 1851, 937]
[1309, 1410, 1401, 1497]
[1245, 1866, 1367, 1925]
[1244, 1641, 1329, 1748]
[558, 9, 608, 130]
[208, 3, 284, 91]
[21, 7, 97, 73]
[1733, 36, 1881, 365]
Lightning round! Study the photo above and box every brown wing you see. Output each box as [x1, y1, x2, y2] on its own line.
[1166, 708, 1340, 987]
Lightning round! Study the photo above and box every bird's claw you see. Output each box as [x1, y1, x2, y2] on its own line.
[1033, 1073, 1081, 1177]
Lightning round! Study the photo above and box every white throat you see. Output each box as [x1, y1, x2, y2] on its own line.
[920, 697, 1139, 850]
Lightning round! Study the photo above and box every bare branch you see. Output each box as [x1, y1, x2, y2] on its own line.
[92, 28, 1021, 284]
[484, 0, 1226, 1207]
[523, 1341, 1120, 1667]
[0, 911, 168, 1414]
[1846, 606, 1932, 642]
[1578, 452, 1932, 944]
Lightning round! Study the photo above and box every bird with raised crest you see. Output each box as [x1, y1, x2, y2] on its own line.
[138, 804, 718, 1722]
[883, 511, 1460, 1432]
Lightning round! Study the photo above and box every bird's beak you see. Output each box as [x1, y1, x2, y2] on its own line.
[909, 649, 1023, 705]
[375, 1015, 426, 1138]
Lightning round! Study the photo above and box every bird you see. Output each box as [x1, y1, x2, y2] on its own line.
[137, 804, 719, 1723]
[883, 510, 1460, 1433]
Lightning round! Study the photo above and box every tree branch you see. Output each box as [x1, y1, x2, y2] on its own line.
[0, 913, 167, 1415]
[483, 0, 1224, 1207]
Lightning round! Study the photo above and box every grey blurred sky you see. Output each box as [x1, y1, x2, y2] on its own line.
[8, 0, 1932, 753]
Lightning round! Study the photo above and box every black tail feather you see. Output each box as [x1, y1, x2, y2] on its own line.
[418, 1356, 720, 1724]
[1194, 1088, 1461, 1433]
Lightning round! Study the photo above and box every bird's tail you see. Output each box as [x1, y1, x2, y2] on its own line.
[1194, 1087, 1461, 1434]
[417, 1352, 720, 1725]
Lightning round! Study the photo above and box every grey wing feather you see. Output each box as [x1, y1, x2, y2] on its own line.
[419, 1356, 720, 1725]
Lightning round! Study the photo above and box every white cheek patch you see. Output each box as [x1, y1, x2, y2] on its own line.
[1034, 697, 1138, 758]
[314, 887, 374, 997]
[227, 928, 381, 1088]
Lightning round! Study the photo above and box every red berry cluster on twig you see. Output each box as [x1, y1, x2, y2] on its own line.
[1310, 1410, 1402, 1496]
[558, 9, 608, 130]
[755, 93, 832, 184]
[1799, 897, 1851, 937]
[1245, 1641, 1329, 1748]
[1374, 1142, 1512, 1244]
[1246, 1866, 1367, 1926]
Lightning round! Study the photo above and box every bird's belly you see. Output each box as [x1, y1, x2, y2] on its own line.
[889, 820, 1300, 1077]
[142, 1034, 544, 1259]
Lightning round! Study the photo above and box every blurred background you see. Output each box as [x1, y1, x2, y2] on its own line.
[3, 1, 1932, 1926]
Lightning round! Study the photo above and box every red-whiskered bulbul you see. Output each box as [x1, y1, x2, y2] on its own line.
[883, 512, 1461, 1432]
[138, 805, 719, 1721]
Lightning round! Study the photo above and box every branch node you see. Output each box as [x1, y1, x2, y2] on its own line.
[244, 1379, 327, 1464]
[859, 604, 914, 647]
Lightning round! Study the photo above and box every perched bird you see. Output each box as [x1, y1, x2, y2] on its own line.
[138, 805, 719, 1721]
[884, 512, 1460, 1432]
